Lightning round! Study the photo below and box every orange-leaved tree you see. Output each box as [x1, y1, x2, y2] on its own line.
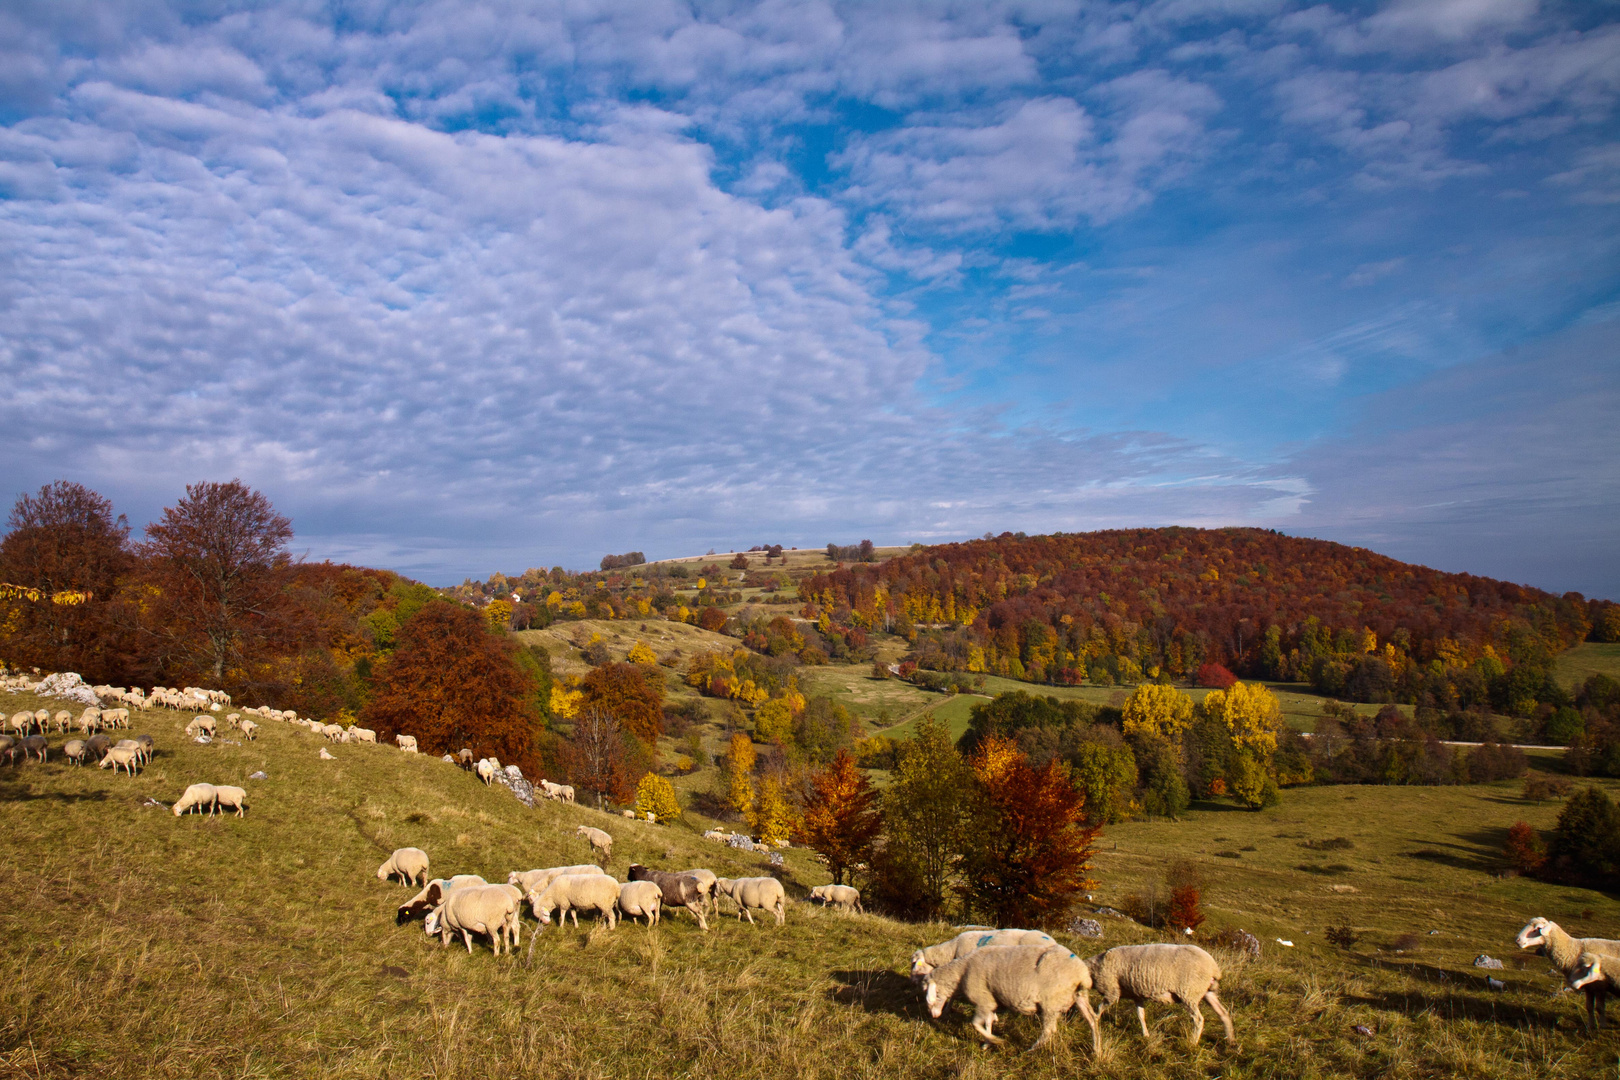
[797, 748, 882, 885]
[362, 601, 540, 773]
[957, 735, 1101, 928]
[580, 662, 664, 744]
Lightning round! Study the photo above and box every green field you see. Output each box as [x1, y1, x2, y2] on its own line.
[6, 684, 1620, 1079]
[1555, 642, 1620, 690]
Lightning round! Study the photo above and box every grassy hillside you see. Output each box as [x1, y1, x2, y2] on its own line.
[1554, 642, 1620, 690]
[4, 687, 1620, 1078]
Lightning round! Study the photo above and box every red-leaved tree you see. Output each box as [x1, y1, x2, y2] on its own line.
[957, 736, 1102, 928]
[1504, 820, 1546, 874]
[797, 748, 882, 885]
[580, 662, 664, 744]
[362, 602, 539, 773]
[1195, 663, 1237, 690]
[565, 706, 640, 807]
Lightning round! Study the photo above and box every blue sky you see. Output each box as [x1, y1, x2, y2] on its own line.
[1, 0, 1616, 595]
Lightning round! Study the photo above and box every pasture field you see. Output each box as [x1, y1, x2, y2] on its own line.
[1555, 642, 1620, 690]
[4, 687, 1620, 1079]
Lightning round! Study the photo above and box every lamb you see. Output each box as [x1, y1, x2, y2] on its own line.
[396, 734, 418, 753]
[239, 719, 259, 741]
[184, 716, 216, 738]
[714, 876, 786, 926]
[808, 884, 863, 913]
[377, 847, 431, 887]
[173, 783, 218, 816]
[618, 880, 663, 926]
[508, 865, 603, 897]
[1084, 943, 1234, 1046]
[426, 883, 523, 954]
[576, 825, 613, 863]
[476, 759, 497, 785]
[213, 786, 248, 817]
[911, 929, 1057, 980]
[397, 875, 488, 924]
[627, 865, 711, 930]
[923, 943, 1100, 1053]
[529, 873, 620, 930]
[1516, 917, 1620, 1029]
[63, 738, 87, 765]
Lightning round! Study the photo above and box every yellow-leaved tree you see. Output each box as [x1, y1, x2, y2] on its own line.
[1121, 683, 1195, 740]
[750, 776, 797, 845]
[634, 772, 682, 821]
[627, 640, 658, 665]
[1200, 681, 1282, 757]
[754, 688, 806, 743]
[484, 599, 513, 630]
[727, 733, 756, 817]
[549, 682, 583, 720]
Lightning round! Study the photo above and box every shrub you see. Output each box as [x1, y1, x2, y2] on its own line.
[1523, 772, 1572, 802]
[1195, 663, 1237, 690]
[1504, 821, 1545, 874]
[633, 773, 682, 822]
[1326, 924, 1360, 949]
[697, 606, 729, 633]
[1165, 885, 1205, 933]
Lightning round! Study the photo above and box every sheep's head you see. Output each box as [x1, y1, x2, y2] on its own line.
[1516, 917, 1552, 949]
[172, 800, 186, 816]
[507, 871, 522, 886]
[377, 864, 391, 881]
[909, 951, 931, 980]
[923, 976, 946, 1017]
[1572, 954, 1604, 989]
[423, 909, 441, 935]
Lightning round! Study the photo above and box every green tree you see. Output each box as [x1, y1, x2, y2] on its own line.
[1229, 751, 1280, 810]
[874, 716, 972, 919]
[1546, 787, 1620, 888]
[1068, 740, 1138, 824]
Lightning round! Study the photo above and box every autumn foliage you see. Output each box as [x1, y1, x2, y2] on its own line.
[957, 735, 1101, 928]
[362, 602, 540, 774]
[797, 749, 882, 885]
[580, 662, 664, 745]
[1503, 821, 1545, 874]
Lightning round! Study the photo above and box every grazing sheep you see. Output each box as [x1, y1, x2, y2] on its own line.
[63, 738, 87, 765]
[476, 758, 497, 785]
[53, 710, 73, 732]
[529, 873, 620, 930]
[378, 847, 431, 887]
[808, 884, 863, 913]
[213, 786, 248, 817]
[0, 735, 14, 764]
[618, 880, 663, 927]
[539, 778, 573, 801]
[924, 944, 1100, 1053]
[714, 876, 786, 926]
[576, 825, 613, 863]
[1516, 917, 1620, 1030]
[76, 710, 102, 735]
[627, 865, 711, 930]
[239, 719, 259, 741]
[396, 734, 418, 753]
[321, 723, 346, 742]
[426, 884, 523, 954]
[19, 735, 48, 764]
[131, 733, 154, 764]
[173, 783, 218, 816]
[184, 716, 216, 738]
[102, 708, 129, 729]
[7, 712, 33, 737]
[911, 929, 1057, 980]
[347, 725, 376, 744]
[1085, 943, 1234, 1046]
[680, 868, 719, 916]
[398, 875, 489, 924]
[1571, 952, 1620, 996]
[85, 733, 111, 762]
[457, 747, 475, 770]
[508, 865, 603, 897]
[225, 713, 241, 729]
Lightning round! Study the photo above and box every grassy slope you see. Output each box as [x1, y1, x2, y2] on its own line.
[1554, 642, 1620, 690]
[6, 686, 1620, 1079]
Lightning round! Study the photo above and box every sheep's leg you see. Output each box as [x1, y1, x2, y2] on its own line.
[774, 902, 784, 926]
[1185, 999, 1204, 1045]
[462, 929, 474, 954]
[1137, 1004, 1150, 1039]
[1073, 992, 1101, 1056]
[1028, 1003, 1063, 1051]
[1204, 990, 1235, 1044]
[970, 1003, 1005, 1046]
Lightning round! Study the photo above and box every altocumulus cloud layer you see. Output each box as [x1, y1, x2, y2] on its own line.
[0, 1, 1616, 594]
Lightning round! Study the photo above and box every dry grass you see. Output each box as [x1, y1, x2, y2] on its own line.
[3, 687, 1620, 1078]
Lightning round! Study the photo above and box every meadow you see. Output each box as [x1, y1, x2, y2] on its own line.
[4, 683, 1620, 1080]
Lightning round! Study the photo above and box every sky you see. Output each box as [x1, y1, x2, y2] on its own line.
[1, 1, 1617, 596]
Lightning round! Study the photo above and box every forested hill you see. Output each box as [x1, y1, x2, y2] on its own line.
[798, 528, 1613, 706]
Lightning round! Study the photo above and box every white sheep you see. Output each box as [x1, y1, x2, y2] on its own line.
[508, 864, 603, 897]
[1517, 917, 1620, 1029]
[476, 759, 497, 785]
[225, 713, 241, 729]
[911, 928, 1056, 980]
[184, 716, 216, 738]
[397, 875, 488, 924]
[377, 847, 431, 887]
[924, 943, 1100, 1053]
[539, 779, 575, 802]
[102, 707, 129, 729]
[808, 884, 863, 913]
[1571, 952, 1620, 996]
[63, 738, 87, 765]
[173, 783, 218, 816]
[618, 880, 663, 927]
[347, 725, 377, 744]
[213, 785, 248, 817]
[680, 868, 719, 916]
[1085, 943, 1234, 1046]
[321, 723, 346, 742]
[426, 884, 523, 954]
[576, 825, 613, 863]
[98, 745, 139, 776]
[239, 719, 259, 741]
[396, 734, 418, 753]
[715, 876, 786, 926]
[529, 873, 620, 930]
[319, 747, 336, 760]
